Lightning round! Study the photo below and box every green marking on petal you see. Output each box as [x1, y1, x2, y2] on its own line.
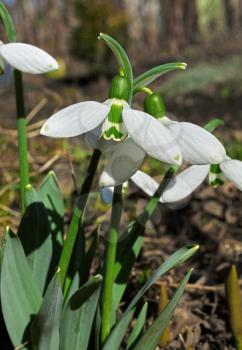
[210, 164, 222, 174]
[209, 164, 225, 187]
[102, 102, 128, 141]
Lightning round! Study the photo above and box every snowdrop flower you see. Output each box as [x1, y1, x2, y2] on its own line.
[40, 75, 182, 166]
[131, 166, 210, 204]
[144, 93, 226, 165]
[0, 41, 59, 74]
[99, 92, 226, 187]
[99, 165, 209, 206]
[129, 157, 242, 208]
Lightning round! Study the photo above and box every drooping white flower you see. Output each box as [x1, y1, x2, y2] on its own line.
[100, 165, 209, 206]
[130, 157, 242, 206]
[159, 116, 226, 165]
[41, 75, 182, 167]
[98, 116, 226, 187]
[144, 93, 226, 165]
[0, 42, 59, 74]
[131, 166, 210, 204]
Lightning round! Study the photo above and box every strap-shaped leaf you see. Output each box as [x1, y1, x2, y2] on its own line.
[0, 2, 16, 42]
[126, 303, 148, 350]
[1, 228, 42, 349]
[39, 171, 64, 271]
[99, 33, 133, 85]
[111, 236, 143, 326]
[204, 118, 224, 133]
[18, 185, 52, 295]
[133, 62, 187, 93]
[60, 275, 102, 350]
[31, 272, 63, 350]
[103, 308, 135, 350]
[132, 269, 192, 350]
[126, 245, 198, 313]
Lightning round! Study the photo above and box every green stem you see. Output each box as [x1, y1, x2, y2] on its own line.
[101, 185, 123, 344]
[14, 69, 29, 213]
[59, 149, 101, 288]
[115, 166, 176, 278]
[138, 166, 176, 228]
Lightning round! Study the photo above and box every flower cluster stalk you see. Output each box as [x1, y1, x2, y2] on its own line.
[101, 185, 123, 344]
[14, 69, 29, 212]
[59, 149, 102, 288]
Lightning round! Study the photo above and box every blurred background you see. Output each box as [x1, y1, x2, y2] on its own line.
[1, 1, 242, 348]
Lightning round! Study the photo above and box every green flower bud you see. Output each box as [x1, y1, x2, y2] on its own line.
[144, 93, 166, 119]
[109, 75, 131, 102]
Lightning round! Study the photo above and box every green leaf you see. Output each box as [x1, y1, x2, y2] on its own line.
[31, 272, 63, 350]
[126, 245, 198, 313]
[1, 228, 42, 349]
[107, 245, 197, 350]
[133, 62, 187, 93]
[203, 118, 224, 133]
[58, 206, 82, 288]
[132, 269, 193, 350]
[18, 185, 52, 295]
[103, 308, 136, 350]
[111, 236, 143, 326]
[98, 33, 133, 85]
[126, 302, 148, 350]
[0, 2, 16, 42]
[39, 171, 64, 269]
[60, 275, 102, 350]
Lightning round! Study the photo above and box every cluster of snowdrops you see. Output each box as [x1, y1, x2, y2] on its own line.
[0, 3, 242, 349]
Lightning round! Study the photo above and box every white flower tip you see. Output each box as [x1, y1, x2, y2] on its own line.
[99, 172, 116, 188]
[181, 62, 187, 69]
[174, 154, 182, 166]
[48, 59, 59, 72]
[40, 122, 50, 136]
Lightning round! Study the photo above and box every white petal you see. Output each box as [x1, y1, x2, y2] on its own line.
[0, 43, 59, 74]
[41, 101, 109, 138]
[164, 120, 226, 164]
[131, 171, 159, 197]
[99, 138, 145, 187]
[162, 165, 209, 203]
[122, 109, 182, 166]
[100, 187, 114, 204]
[220, 159, 242, 190]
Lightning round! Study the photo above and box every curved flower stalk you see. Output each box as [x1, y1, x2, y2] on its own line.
[41, 75, 182, 167]
[0, 41, 59, 74]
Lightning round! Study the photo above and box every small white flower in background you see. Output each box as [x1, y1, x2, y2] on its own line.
[131, 166, 210, 204]
[40, 75, 182, 167]
[0, 42, 59, 74]
[129, 157, 242, 208]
